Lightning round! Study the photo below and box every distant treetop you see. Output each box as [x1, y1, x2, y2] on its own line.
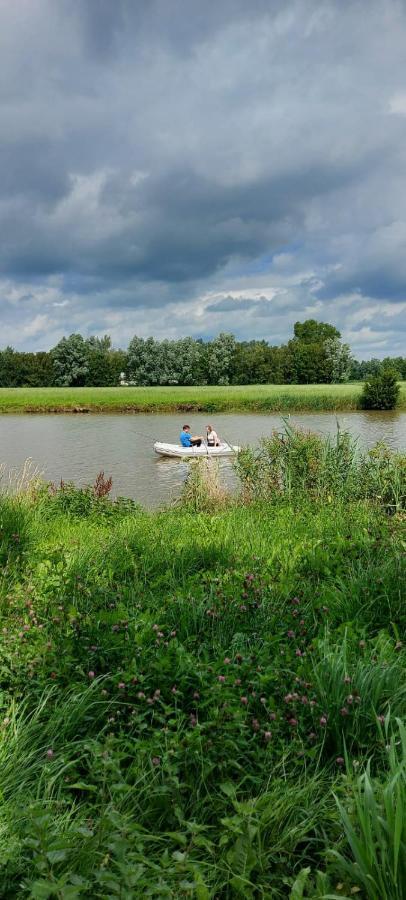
[293, 320, 341, 344]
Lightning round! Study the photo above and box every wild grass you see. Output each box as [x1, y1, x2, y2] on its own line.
[331, 718, 406, 899]
[180, 458, 231, 512]
[0, 438, 404, 895]
[0, 382, 405, 413]
[235, 423, 406, 511]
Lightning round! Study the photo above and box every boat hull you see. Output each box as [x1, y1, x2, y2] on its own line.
[154, 442, 240, 458]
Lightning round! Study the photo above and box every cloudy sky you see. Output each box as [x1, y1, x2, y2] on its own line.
[1, 0, 406, 357]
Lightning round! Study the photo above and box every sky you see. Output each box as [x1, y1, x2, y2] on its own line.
[0, 0, 406, 358]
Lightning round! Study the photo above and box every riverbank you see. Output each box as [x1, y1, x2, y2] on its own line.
[0, 437, 405, 895]
[1, 382, 405, 413]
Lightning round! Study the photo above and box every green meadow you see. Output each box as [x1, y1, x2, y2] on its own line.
[0, 428, 405, 896]
[1, 382, 405, 414]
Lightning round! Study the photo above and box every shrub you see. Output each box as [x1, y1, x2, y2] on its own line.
[39, 472, 139, 519]
[361, 368, 400, 410]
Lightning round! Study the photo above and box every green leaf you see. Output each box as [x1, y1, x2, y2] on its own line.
[290, 867, 311, 899]
[46, 849, 69, 864]
[69, 782, 97, 793]
[27, 880, 56, 899]
[220, 781, 236, 799]
[164, 831, 187, 846]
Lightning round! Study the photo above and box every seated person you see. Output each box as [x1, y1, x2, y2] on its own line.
[206, 424, 220, 446]
[180, 424, 203, 447]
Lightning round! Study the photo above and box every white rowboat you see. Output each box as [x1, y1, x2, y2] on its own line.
[154, 441, 240, 458]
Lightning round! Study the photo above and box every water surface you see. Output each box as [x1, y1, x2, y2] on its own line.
[0, 411, 404, 507]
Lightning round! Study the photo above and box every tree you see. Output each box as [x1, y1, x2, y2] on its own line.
[293, 319, 341, 344]
[284, 340, 332, 384]
[127, 336, 206, 385]
[205, 333, 236, 385]
[85, 335, 115, 386]
[110, 349, 128, 385]
[86, 335, 112, 352]
[20, 352, 54, 386]
[172, 337, 206, 385]
[382, 356, 406, 380]
[127, 337, 161, 385]
[51, 334, 89, 386]
[288, 320, 350, 383]
[231, 341, 283, 384]
[324, 338, 352, 382]
[86, 349, 113, 386]
[0, 347, 21, 386]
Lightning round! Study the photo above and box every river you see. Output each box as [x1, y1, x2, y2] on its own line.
[0, 411, 405, 507]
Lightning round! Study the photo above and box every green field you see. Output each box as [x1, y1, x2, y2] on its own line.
[0, 381, 405, 413]
[0, 431, 404, 896]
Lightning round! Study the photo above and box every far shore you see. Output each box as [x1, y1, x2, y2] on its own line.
[0, 383, 405, 414]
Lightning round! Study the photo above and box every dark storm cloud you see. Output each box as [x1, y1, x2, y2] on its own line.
[0, 0, 405, 353]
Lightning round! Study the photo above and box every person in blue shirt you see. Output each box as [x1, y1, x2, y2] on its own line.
[180, 424, 203, 447]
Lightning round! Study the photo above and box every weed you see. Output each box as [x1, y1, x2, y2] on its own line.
[0, 446, 404, 895]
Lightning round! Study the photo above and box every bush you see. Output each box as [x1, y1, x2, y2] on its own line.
[360, 368, 400, 410]
[39, 472, 139, 519]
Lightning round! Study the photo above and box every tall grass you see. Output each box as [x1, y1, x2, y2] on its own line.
[180, 458, 231, 512]
[331, 718, 406, 899]
[0, 448, 404, 895]
[235, 423, 406, 511]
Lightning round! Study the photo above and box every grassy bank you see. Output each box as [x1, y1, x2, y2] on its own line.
[0, 432, 405, 897]
[1, 382, 405, 414]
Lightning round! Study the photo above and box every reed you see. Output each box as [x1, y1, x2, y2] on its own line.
[180, 457, 231, 511]
[235, 424, 406, 510]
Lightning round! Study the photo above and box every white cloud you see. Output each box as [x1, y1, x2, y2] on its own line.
[23, 314, 52, 337]
[388, 92, 406, 115]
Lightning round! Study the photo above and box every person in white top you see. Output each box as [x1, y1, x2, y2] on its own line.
[206, 424, 220, 447]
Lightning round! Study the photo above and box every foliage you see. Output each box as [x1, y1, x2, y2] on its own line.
[331, 718, 406, 899]
[205, 332, 236, 385]
[180, 458, 230, 512]
[324, 337, 352, 383]
[293, 319, 341, 344]
[284, 323, 352, 384]
[231, 340, 283, 385]
[361, 368, 401, 411]
[350, 356, 406, 382]
[40, 472, 139, 519]
[2, 319, 402, 387]
[0, 347, 53, 387]
[127, 335, 206, 386]
[235, 424, 406, 511]
[51, 334, 90, 387]
[0, 456, 404, 895]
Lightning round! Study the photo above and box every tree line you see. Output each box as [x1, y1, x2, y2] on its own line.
[0, 320, 404, 387]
